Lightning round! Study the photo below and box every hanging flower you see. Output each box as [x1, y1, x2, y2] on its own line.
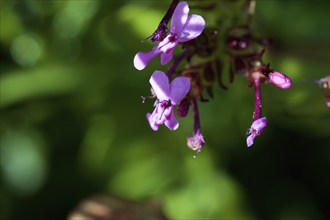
[146, 71, 190, 130]
[134, 1, 205, 70]
[187, 129, 205, 152]
[245, 75, 267, 147]
[246, 117, 267, 147]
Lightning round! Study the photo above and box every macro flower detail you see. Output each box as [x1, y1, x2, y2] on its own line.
[146, 71, 190, 130]
[268, 71, 292, 89]
[134, 1, 205, 70]
[133, 0, 296, 154]
[246, 117, 267, 147]
[246, 75, 268, 147]
[187, 129, 205, 153]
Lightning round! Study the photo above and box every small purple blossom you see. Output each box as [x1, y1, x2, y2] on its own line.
[246, 77, 267, 147]
[134, 1, 205, 70]
[246, 117, 267, 147]
[187, 129, 205, 152]
[146, 71, 190, 130]
[268, 71, 292, 89]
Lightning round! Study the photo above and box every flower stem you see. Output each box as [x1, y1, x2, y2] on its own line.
[253, 78, 262, 121]
[144, 0, 179, 42]
[192, 97, 201, 134]
[160, 0, 179, 26]
[166, 48, 190, 78]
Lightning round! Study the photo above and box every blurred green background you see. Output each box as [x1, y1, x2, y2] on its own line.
[0, 0, 329, 219]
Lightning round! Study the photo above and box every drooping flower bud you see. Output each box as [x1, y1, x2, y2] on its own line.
[268, 71, 292, 89]
[177, 98, 190, 117]
[187, 129, 205, 152]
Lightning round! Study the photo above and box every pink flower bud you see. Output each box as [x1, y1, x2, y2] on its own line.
[268, 72, 292, 89]
[187, 130, 205, 152]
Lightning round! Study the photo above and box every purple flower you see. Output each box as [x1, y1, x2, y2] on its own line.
[268, 71, 292, 89]
[134, 1, 205, 70]
[146, 71, 190, 130]
[246, 117, 267, 147]
[187, 129, 205, 152]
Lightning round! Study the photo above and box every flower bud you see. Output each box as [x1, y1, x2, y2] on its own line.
[177, 98, 190, 117]
[268, 71, 292, 89]
[187, 130, 205, 152]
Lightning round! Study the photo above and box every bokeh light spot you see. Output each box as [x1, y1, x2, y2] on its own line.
[0, 131, 48, 196]
[53, 0, 99, 38]
[10, 33, 43, 67]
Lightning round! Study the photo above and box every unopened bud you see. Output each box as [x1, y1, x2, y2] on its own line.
[268, 71, 292, 89]
[177, 98, 190, 117]
[187, 130, 205, 152]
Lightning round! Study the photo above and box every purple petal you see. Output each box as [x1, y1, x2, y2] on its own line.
[164, 108, 179, 130]
[268, 72, 292, 89]
[246, 133, 257, 147]
[158, 35, 172, 48]
[170, 1, 189, 34]
[158, 36, 178, 64]
[134, 49, 160, 70]
[169, 76, 190, 105]
[146, 104, 167, 130]
[252, 117, 267, 132]
[326, 98, 330, 108]
[178, 14, 205, 42]
[246, 117, 267, 147]
[149, 71, 170, 101]
[146, 113, 159, 131]
[159, 35, 178, 48]
[160, 47, 176, 65]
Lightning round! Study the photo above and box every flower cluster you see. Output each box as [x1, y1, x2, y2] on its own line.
[226, 26, 292, 146]
[133, 0, 294, 155]
[134, 0, 206, 154]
